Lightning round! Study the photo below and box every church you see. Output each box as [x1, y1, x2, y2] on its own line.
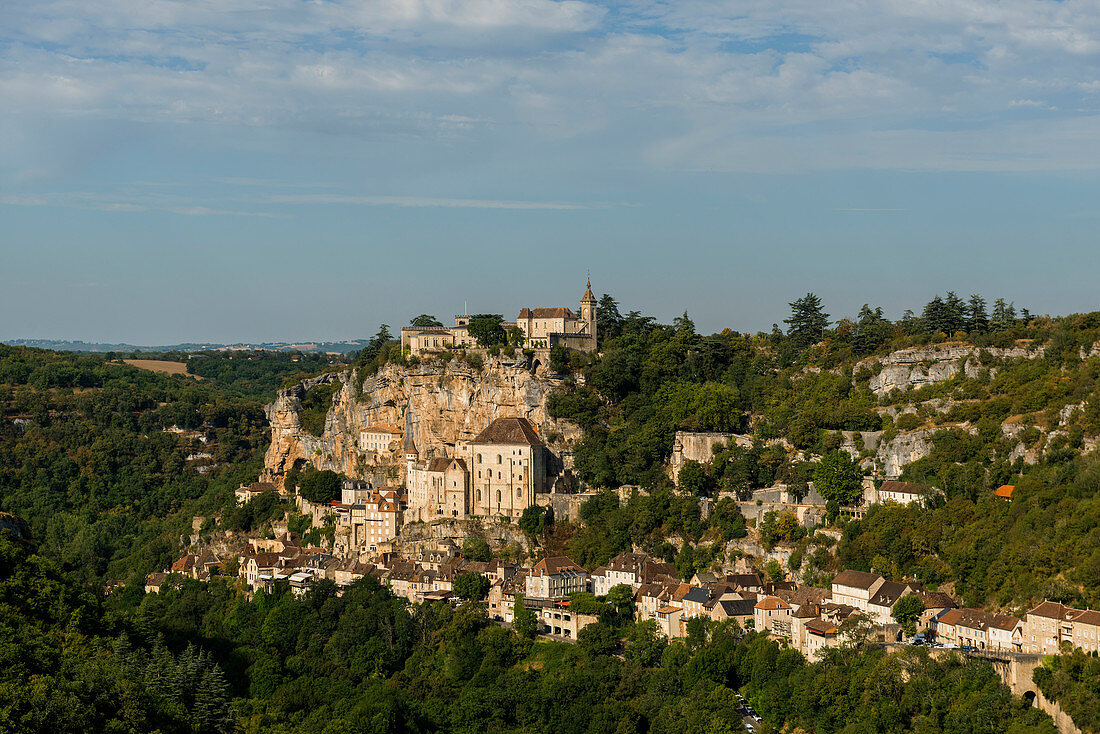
[404, 416, 548, 522]
[400, 280, 597, 356]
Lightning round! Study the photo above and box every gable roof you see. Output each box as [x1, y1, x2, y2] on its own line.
[755, 596, 791, 611]
[682, 587, 711, 604]
[517, 307, 578, 320]
[531, 556, 585, 576]
[995, 484, 1015, 498]
[832, 569, 883, 590]
[878, 480, 928, 496]
[869, 581, 911, 609]
[717, 599, 756, 617]
[470, 417, 544, 446]
[804, 617, 840, 635]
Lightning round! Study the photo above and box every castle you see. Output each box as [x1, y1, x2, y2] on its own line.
[404, 416, 548, 522]
[400, 280, 597, 356]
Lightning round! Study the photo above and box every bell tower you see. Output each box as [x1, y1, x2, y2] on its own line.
[580, 278, 597, 349]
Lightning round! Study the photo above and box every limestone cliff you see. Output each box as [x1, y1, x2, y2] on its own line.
[263, 358, 582, 482]
[857, 342, 1044, 397]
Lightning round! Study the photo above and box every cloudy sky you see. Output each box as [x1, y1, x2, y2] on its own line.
[3, 0, 1100, 342]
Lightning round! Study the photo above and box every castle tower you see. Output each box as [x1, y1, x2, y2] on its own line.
[580, 278, 597, 350]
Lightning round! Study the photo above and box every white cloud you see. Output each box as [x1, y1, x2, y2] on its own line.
[4, 0, 1100, 178]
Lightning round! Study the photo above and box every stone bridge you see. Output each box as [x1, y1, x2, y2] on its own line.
[961, 650, 1081, 734]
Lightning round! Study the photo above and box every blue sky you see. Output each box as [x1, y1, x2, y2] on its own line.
[4, 0, 1100, 343]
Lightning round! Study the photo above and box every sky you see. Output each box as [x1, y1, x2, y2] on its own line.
[4, 0, 1100, 343]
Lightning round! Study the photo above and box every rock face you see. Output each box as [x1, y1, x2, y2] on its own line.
[858, 342, 1044, 397]
[669, 431, 754, 483]
[263, 358, 582, 482]
[875, 428, 938, 479]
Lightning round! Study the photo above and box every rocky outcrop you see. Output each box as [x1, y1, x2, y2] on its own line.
[263, 358, 582, 481]
[876, 428, 938, 479]
[0, 512, 33, 547]
[859, 342, 1044, 397]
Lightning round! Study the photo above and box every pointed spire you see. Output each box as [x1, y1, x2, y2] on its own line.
[582, 277, 596, 303]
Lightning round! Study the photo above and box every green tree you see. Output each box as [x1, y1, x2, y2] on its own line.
[892, 594, 925, 636]
[298, 469, 342, 504]
[461, 536, 492, 562]
[577, 622, 619, 658]
[677, 460, 711, 496]
[513, 596, 538, 639]
[784, 293, 830, 347]
[764, 559, 784, 582]
[813, 451, 864, 505]
[467, 314, 506, 347]
[453, 572, 491, 601]
[596, 294, 624, 342]
[966, 294, 989, 333]
[410, 314, 444, 328]
[519, 505, 551, 537]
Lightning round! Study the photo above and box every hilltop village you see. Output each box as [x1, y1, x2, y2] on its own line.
[144, 284, 1100, 690]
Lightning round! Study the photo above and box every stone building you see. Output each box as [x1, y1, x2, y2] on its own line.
[404, 416, 548, 521]
[400, 280, 597, 356]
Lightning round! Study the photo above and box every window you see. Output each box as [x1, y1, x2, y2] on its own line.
[477, 490, 482, 502]
[497, 455, 502, 464]
[517, 488, 522, 498]
[477, 454, 482, 463]
[496, 490, 501, 502]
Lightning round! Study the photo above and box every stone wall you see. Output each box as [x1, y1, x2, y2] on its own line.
[669, 431, 754, 483]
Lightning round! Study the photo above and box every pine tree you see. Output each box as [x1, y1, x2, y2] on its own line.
[944, 292, 966, 334]
[922, 295, 947, 334]
[784, 293, 830, 347]
[991, 298, 1016, 331]
[966, 294, 989, 333]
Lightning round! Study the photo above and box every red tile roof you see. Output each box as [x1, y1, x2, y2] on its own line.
[994, 484, 1015, 498]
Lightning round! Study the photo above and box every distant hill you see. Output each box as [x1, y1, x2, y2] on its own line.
[3, 338, 372, 354]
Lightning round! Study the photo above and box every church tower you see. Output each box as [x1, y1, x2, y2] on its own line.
[580, 278, 597, 350]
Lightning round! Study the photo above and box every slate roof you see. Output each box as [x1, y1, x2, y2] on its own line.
[682, 587, 711, 604]
[869, 581, 911, 609]
[470, 417, 544, 446]
[717, 599, 756, 617]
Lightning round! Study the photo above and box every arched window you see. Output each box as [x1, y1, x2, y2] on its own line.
[497, 455, 502, 464]
[477, 490, 482, 502]
[496, 490, 501, 502]
[477, 454, 482, 463]
[517, 488, 522, 498]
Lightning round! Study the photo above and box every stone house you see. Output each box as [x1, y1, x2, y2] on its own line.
[1023, 601, 1100, 655]
[710, 599, 756, 626]
[934, 608, 1022, 651]
[866, 580, 916, 625]
[830, 570, 886, 612]
[755, 596, 793, 638]
[358, 425, 403, 459]
[405, 416, 548, 521]
[526, 556, 588, 600]
[400, 280, 597, 356]
[875, 480, 932, 505]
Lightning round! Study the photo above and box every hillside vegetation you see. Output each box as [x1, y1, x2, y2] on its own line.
[0, 345, 269, 583]
[548, 295, 1100, 609]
